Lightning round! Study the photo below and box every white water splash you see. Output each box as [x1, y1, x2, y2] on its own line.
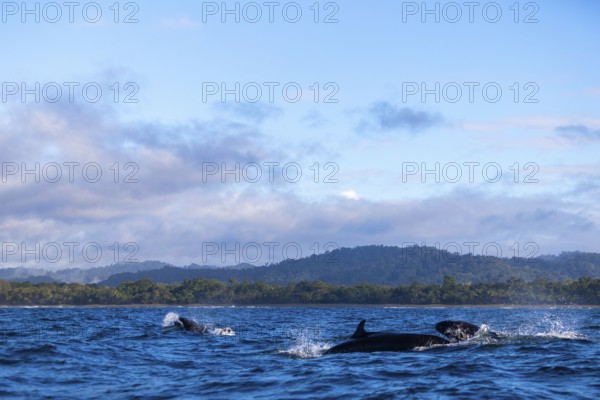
[530, 317, 585, 339]
[464, 323, 505, 344]
[162, 312, 180, 327]
[476, 324, 499, 339]
[276, 329, 329, 358]
[532, 331, 586, 339]
[510, 314, 587, 340]
[210, 327, 236, 336]
[279, 340, 330, 359]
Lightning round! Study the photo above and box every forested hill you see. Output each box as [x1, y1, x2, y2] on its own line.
[0, 261, 172, 284]
[98, 245, 600, 286]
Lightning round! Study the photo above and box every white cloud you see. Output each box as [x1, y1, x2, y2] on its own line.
[458, 116, 600, 133]
[341, 190, 360, 200]
[1, 101, 599, 268]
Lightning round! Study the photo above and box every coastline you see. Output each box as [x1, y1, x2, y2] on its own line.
[1, 303, 599, 309]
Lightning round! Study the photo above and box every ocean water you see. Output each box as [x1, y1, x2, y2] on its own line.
[0, 306, 598, 399]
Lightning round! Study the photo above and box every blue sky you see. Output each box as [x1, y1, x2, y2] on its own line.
[1, 0, 599, 268]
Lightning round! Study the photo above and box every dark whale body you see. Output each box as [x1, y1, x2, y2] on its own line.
[175, 316, 209, 333]
[325, 319, 482, 354]
[435, 320, 482, 341]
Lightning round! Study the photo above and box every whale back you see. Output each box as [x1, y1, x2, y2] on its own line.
[176, 317, 195, 330]
[176, 317, 208, 333]
[325, 320, 451, 354]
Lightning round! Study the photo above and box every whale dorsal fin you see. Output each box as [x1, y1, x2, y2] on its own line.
[351, 320, 368, 338]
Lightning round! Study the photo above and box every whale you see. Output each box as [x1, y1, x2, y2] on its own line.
[436, 320, 498, 340]
[175, 316, 209, 333]
[435, 320, 483, 341]
[324, 319, 482, 354]
[173, 316, 235, 336]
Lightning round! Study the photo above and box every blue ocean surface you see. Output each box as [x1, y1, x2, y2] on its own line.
[0, 306, 598, 399]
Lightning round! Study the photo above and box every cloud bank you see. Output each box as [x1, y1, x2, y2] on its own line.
[0, 100, 598, 268]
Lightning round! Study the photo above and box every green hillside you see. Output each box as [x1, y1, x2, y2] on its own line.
[99, 245, 600, 286]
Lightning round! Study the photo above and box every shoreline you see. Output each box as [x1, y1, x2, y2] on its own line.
[1, 303, 599, 309]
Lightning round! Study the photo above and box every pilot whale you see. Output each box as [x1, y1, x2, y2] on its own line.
[175, 316, 210, 333]
[174, 316, 234, 336]
[324, 319, 482, 354]
[435, 320, 483, 341]
[435, 320, 500, 341]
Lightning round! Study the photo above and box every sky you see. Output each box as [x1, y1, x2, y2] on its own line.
[0, 0, 599, 269]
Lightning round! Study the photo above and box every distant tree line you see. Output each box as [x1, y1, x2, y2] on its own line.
[0, 276, 598, 306]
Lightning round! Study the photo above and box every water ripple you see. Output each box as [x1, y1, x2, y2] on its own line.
[0, 306, 598, 399]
